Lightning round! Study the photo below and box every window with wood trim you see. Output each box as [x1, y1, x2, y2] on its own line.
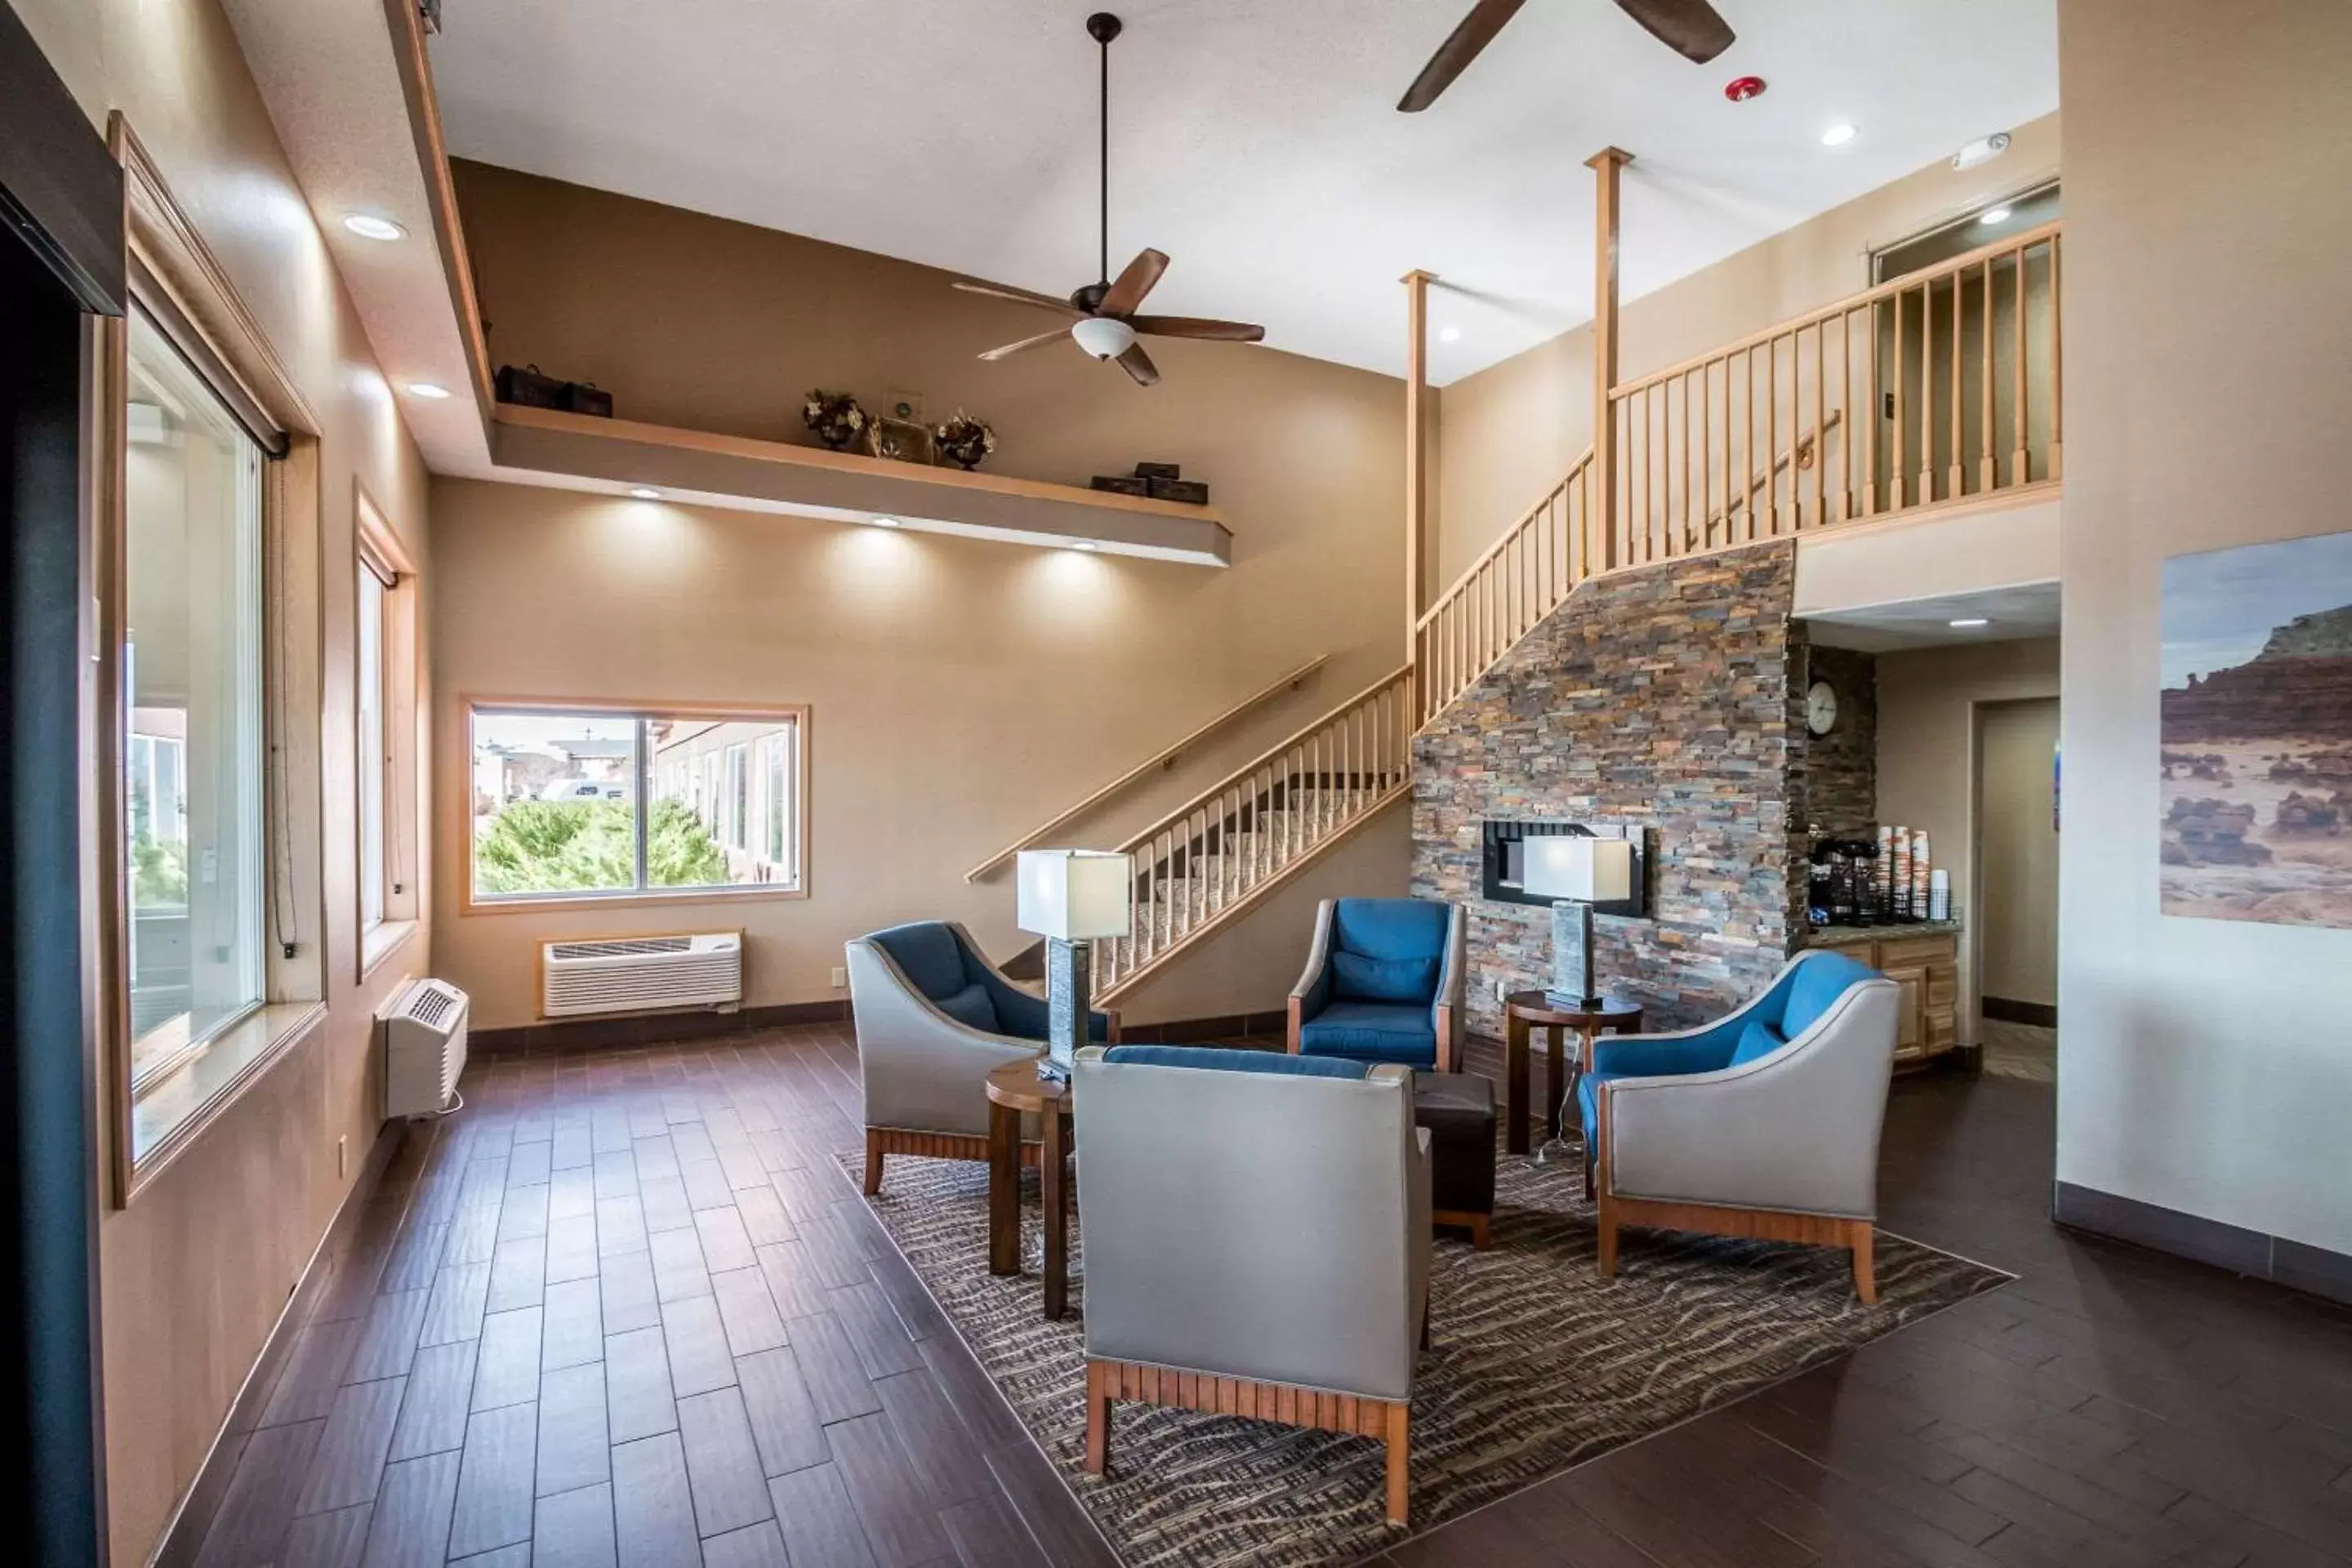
[356, 497, 420, 964]
[466, 702, 807, 905]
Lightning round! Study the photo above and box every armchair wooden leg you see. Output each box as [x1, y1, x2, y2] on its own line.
[862, 1129, 884, 1196]
[1849, 1221, 1877, 1305]
[1596, 1199, 1619, 1279]
[1084, 1361, 1111, 1474]
[1383, 1404, 1410, 1526]
[1286, 995, 1304, 1055]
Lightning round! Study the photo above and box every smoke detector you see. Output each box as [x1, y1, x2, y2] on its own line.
[1952, 131, 2011, 171]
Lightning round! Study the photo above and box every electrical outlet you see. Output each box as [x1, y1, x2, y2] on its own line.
[337, 1134, 349, 1179]
[830, 965, 848, 989]
[1494, 978, 1508, 1004]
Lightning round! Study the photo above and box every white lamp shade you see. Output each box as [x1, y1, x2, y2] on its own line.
[1521, 835, 1634, 902]
[1015, 849, 1134, 941]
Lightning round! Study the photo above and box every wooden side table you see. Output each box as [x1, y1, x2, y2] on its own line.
[1502, 991, 1645, 1156]
[985, 1058, 1074, 1320]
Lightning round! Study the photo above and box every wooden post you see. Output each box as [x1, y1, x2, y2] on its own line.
[1587, 148, 1633, 570]
[1402, 270, 1433, 666]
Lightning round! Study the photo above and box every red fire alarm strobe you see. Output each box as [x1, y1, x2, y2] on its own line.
[1723, 74, 1766, 102]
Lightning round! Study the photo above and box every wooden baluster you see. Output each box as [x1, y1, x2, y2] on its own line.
[1811, 322, 1827, 530]
[1766, 334, 1779, 534]
[1918, 284, 1936, 506]
[1949, 265, 1964, 501]
[2049, 237, 2063, 480]
[2011, 243, 2028, 486]
[1717, 357, 1731, 544]
[1836, 311, 1852, 522]
[1864, 302, 1880, 514]
[1891, 288, 1906, 510]
[1979, 257, 1995, 494]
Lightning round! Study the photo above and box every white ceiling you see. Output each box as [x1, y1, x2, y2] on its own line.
[426, 0, 2057, 385]
[1804, 581, 2061, 653]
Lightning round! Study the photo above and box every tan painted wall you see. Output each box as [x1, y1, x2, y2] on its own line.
[2056, 0, 2352, 1254]
[6, 0, 436, 1558]
[1433, 114, 2060, 589]
[1873, 637, 2060, 1043]
[431, 164, 1414, 1030]
[1977, 697, 2060, 1008]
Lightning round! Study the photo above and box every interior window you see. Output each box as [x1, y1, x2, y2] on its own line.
[357, 555, 390, 932]
[124, 307, 267, 1132]
[468, 705, 804, 902]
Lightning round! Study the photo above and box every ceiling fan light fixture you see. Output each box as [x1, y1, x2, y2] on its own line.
[1071, 316, 1138, 361]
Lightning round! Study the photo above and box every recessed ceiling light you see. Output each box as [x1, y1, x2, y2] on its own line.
[1437, 325, 1462, 344]
[1071, 541, 1099, 552]
[403, 381, 452, 399]
[1820, 122, 1858, 148]
[865, 515, 900, 528]
[1979, 207, 2013, 225]
[1949, 617, 1992, 629]
[628, 487, 662, 500]
[342, 214, 406, 242]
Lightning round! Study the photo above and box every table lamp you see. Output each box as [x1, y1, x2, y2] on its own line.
[1015, 849, 1134, 1080]
[1522, 835, 1634, 1010]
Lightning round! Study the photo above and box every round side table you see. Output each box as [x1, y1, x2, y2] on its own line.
[1501, 991, 1645, 1156]
[984, 1059, 1074, 1320]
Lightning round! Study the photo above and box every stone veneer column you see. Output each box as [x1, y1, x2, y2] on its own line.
[1410, 540, 1808, 1039]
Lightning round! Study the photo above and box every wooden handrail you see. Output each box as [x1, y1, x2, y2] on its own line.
[1112, 666, 1412, 853]
[963, 653, 1331, 880]
[1717, 408, 1843, 524]
[1415, 448, 1594, 633]
[1608, 219, 2062, 402]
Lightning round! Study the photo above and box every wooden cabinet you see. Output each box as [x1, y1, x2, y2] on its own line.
[1810, 929, 1962, 1067]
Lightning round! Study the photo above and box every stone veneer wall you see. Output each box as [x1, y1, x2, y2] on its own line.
[1796, 644, 1879, 835]
[1413, 540, 1803, 1038]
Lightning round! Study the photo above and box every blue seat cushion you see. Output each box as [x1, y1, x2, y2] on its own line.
[1297, 1001, 1437, 1067]
[1779, 950, 1878, 1037]
[1729, 1017, 1786, 1067]
[1331, 950, 1438, 1004]
[1331, 898, 1450, 963]
[933, 982, 1000, 1033]
[1103, 1045, 1370, 1080]
[867, 921, 966, 1000]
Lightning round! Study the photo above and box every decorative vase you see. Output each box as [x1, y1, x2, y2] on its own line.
[933, 412, 997, 471]
[802, 390, 867, 452]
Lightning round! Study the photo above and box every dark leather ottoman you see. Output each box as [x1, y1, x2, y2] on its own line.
[1414, 1070, 1497, 1248]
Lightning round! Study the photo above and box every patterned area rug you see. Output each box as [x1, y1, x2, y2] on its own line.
[849, 1144, 2009, 1568]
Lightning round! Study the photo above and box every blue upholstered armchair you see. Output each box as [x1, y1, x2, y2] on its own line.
[846, 920, 1115, 1193]
[1577, 949, 1900, 1299]
[1287, 898, 1467, 1071]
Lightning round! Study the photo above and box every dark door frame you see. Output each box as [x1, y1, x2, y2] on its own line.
[2, 5, 122, 1565]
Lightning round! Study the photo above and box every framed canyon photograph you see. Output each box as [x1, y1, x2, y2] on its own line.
[2158, 529, 2352, 928]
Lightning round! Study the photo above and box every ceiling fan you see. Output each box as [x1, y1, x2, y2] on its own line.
[953, 12, 1265, 387]
[1398, 0, 1736, 113]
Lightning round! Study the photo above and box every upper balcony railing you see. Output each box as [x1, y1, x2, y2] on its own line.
[1604, 220, 2062, 565]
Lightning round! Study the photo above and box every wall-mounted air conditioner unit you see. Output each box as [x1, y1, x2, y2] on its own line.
[383, 978, 469, 1117]
[540, 932, 742, 1020]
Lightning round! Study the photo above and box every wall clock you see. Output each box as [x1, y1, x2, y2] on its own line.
[1806, 680, 1840, 736]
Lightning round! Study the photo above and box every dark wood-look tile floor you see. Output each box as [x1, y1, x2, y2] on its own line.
[189, 1026, 2352, 1568]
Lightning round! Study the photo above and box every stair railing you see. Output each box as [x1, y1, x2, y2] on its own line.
[1412, 450, 1597, 726]
[964, 653, 1330, 882]
[1094, 666, 1415, 999]
[1606, 220, 2061, 567]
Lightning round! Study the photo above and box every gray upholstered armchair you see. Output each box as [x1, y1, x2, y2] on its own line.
[1287, 897, 1467, 1071]
[1072, 1045, 1431, 1525]
[1579, 949, 1900, 1299]
[846, 920, 1116, 1193]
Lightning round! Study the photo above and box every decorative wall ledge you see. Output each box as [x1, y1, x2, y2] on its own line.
[491, 406, 1233, 566]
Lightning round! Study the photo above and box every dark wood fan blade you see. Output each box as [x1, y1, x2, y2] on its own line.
[978, 327, 1072, 362]
[1129, 315, 1265, 343]
[1615, 0, 1735, 63]
[1115, 341, 1160, 386]
[951, 278, 1082, 317]
[1098, 248, 1169, 318]
[1397, 0, 1526, 112]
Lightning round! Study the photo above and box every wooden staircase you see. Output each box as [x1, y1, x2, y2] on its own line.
[1080, 217, 2067, 1003]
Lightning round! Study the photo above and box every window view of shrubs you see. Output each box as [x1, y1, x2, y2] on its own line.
[475, 798, 728, 893]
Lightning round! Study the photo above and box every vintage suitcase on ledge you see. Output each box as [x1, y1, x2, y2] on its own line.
[494, 363, 565, 409]
[560, 381, 613, 418]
